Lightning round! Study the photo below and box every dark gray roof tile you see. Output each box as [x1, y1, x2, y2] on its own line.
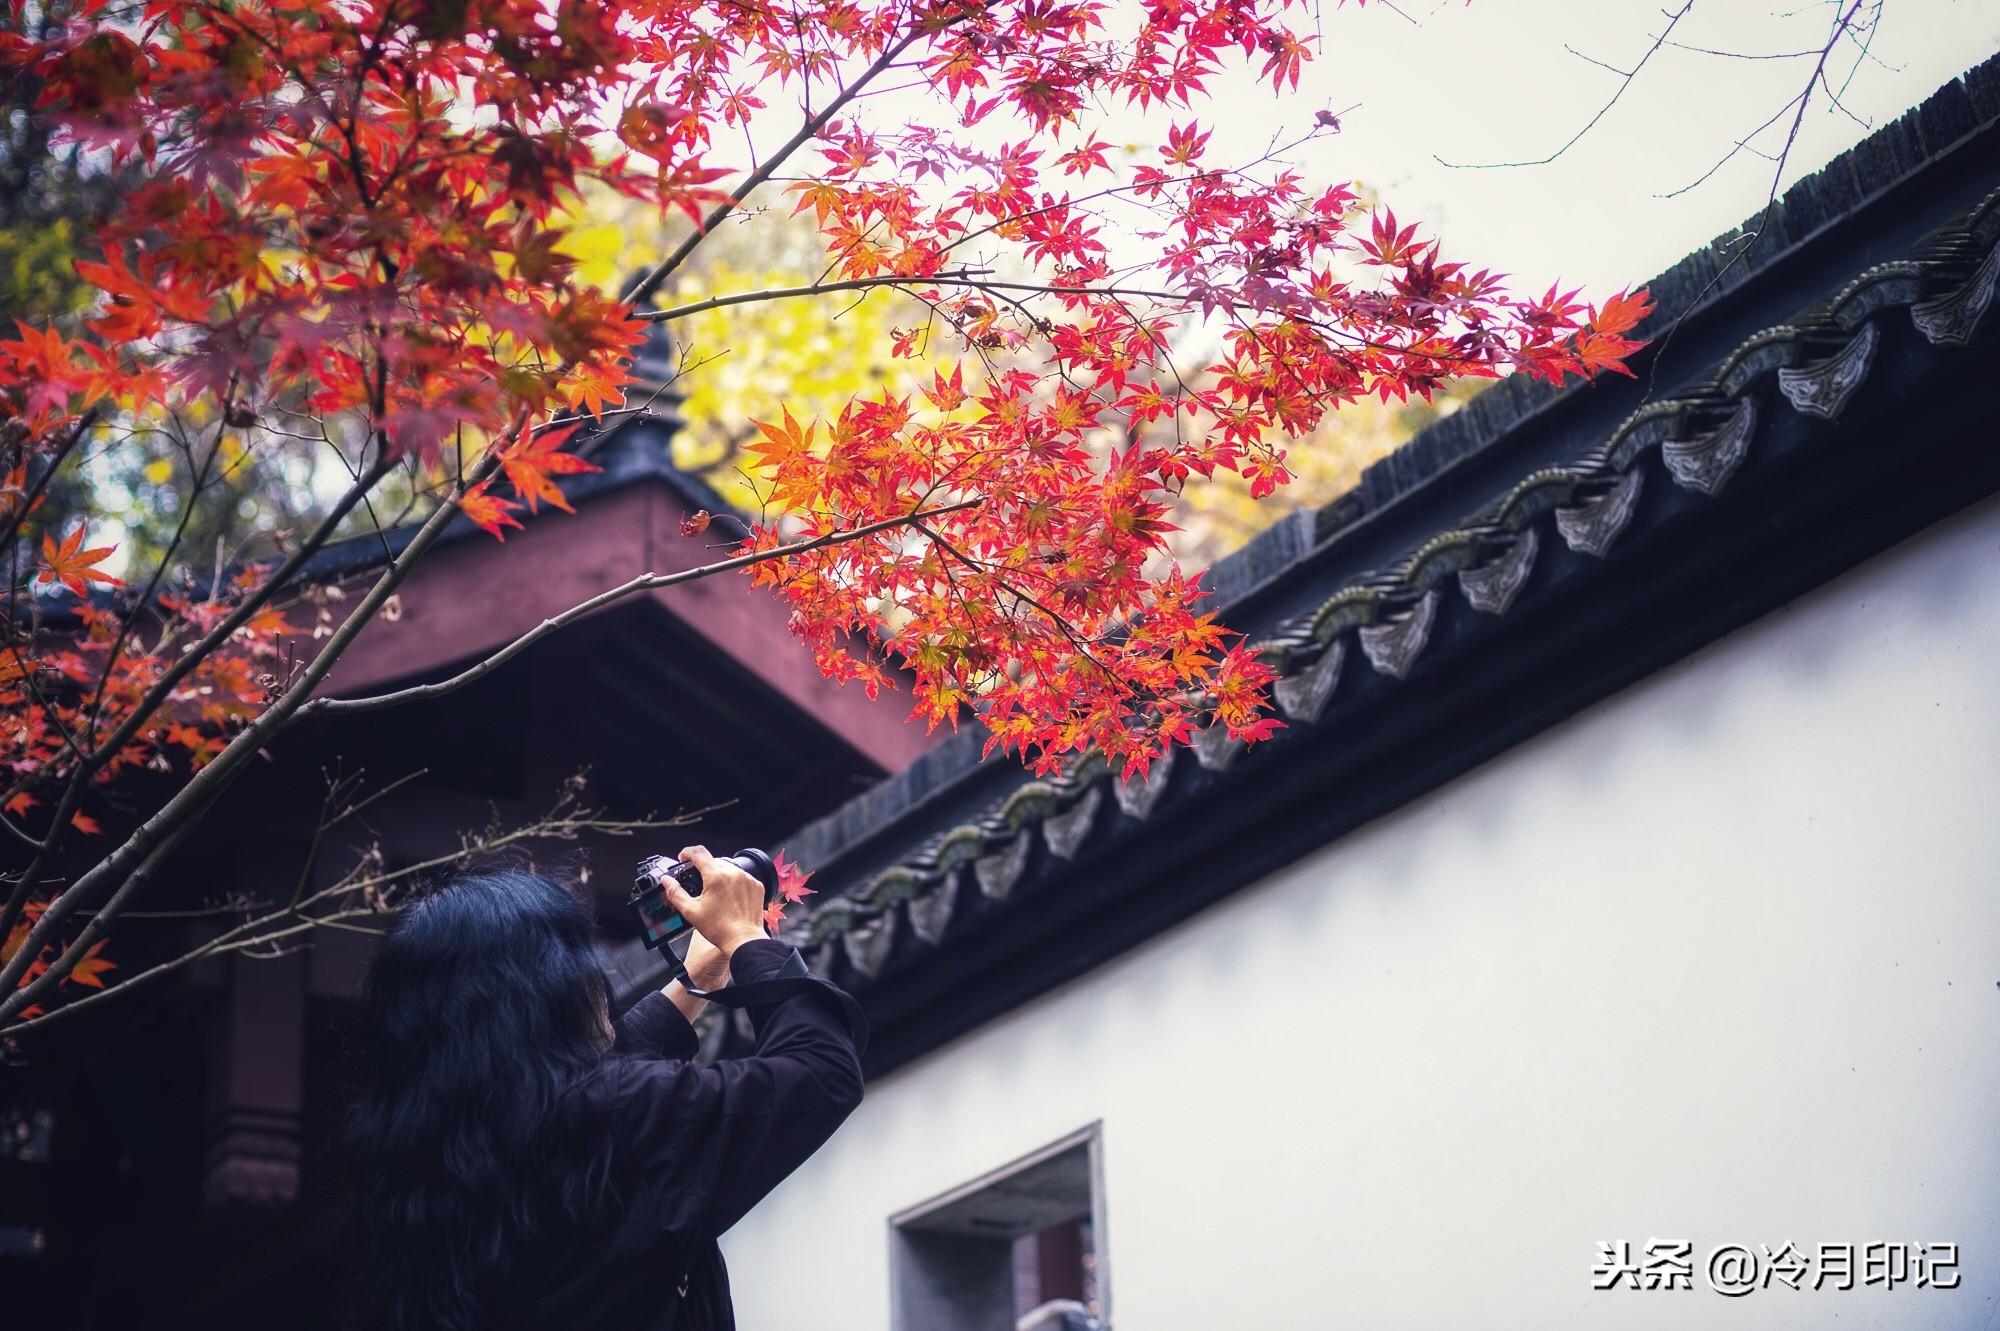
[776, 52, 2000, 893]
[773, 54, 2000, 993]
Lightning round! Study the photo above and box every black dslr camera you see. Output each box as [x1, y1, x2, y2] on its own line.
[628, 849, 781, 951]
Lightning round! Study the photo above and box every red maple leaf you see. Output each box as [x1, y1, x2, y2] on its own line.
[758, 849, 816, 931]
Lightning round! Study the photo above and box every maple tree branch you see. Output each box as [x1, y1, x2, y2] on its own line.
[1639, 0, 1873, 399]
[624, 22, 934, 306]
[916, 520, 1128, 690]
[119, 450, 390, 752]
[0, 406, 102, 554]
[0, 450, 396, 958]
[639, 269, 989, 322]
[1657, 0, 1870, 201]
[639, 272, 1198, 328]
[0, 448, 491, 1017]
[295, 495, 986, 720]
[937, 133, 1322, 257]
[0, 808, 45, 852]
[4, 770, 228, 1023]
[78, 409, 234, 746]
[10, 787, 696, 1037]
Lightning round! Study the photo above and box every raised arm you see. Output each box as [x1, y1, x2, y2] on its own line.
[604, 937, 865, 1240]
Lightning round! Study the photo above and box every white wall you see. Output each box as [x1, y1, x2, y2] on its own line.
[725, 492, 2000, 1330]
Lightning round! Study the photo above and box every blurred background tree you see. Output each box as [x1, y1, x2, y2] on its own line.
[1163, 380, 1483, 571]
[564, 197, 952, 513]
[566, 189, 1479, 573]
[0, 0, 125, 326]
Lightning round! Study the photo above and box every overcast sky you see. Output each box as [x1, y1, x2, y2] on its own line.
[1181, 0, 2000, 296]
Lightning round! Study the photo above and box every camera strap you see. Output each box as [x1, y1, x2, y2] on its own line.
[663, 947, 869, 1051]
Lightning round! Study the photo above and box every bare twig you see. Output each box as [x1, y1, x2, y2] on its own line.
[298, 495, 986, 719]
[1637, 0, 1875, 397]
[0, 444, 490, 1015]
[11, 780, 697, 1035]
[0, 407, 103, 553]
[640, 270, 991, 322]
[1435, 2, 1696, 170]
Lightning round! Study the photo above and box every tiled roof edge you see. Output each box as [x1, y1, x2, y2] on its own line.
[782, 51, 2000, 880]
[792, 179, 2000, 977]
[1197, 48, 2000, 611]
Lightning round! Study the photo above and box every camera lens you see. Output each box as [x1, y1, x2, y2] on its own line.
[725, 849, 779, 898]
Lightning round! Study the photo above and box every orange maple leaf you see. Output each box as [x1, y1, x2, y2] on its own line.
[773, 848, 815, 903]
[459, 482, 524, 540]
[500, 426, 598, 515]
[758, 850, 815, 931]
[37, 525, 122, 596]
[1593, 288, 1653, 336]
[745, 408, 816, 466]
[560, 359, 632, 419]
[66, 940, 115, 989]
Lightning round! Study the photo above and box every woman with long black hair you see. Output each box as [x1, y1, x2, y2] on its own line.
[346, 846, 864, 1331]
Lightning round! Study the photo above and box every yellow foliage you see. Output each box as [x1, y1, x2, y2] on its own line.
[1166, 381, 1483, 571]
[560, 184, 1466, 555]
[563, 192, 946, 511]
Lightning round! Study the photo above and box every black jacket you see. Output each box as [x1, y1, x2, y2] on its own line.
[515, 940, 865, 1331]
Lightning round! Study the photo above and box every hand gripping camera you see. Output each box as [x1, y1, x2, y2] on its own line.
[628, 849, 782, 952]
[628, 848, 867, 1046]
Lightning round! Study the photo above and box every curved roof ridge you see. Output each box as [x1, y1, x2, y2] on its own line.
[782, 51, 2000, 883]
[778, 50, 2000, 944]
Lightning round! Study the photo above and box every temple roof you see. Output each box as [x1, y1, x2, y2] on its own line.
[683, 52, 2000, 1076]
[293, 352, 743, 590]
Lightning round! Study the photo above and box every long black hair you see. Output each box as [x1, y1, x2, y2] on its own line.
[346, 867, 622, 1330]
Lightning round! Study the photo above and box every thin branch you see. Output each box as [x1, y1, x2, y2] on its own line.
[0, 450, 396, 955]
[916, 519, 1128, 690]
[1638, 0, 1873, 398]
[77, 406, 235, 756]
[12, 802, 697, 1034]
[0, 809, 45, 852]
[1435, 1, 1695, 169]
[1657, 0, 1866, 201]
[0, 407, 103, 552]
[640, 269, 990, 322]
[1563, 43, 1633, 80]
[4, 769, 229, 1022]
[0, 444, 493, 1014]
[643, 272, 1198, 327]
[624, 21, 937, 307]
[1663, 40, 1820, 60]
[298, 495, 985, 719]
